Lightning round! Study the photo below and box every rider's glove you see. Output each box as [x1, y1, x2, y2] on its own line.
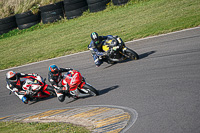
[106, 49, 112, 56]
[12, 88, 18, 92]
[25, 90, 30, 95]
[102, 50, 110, 56]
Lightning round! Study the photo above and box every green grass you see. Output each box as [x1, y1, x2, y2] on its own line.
[0, 0, 200, 70]
[0, 121, 90, 133]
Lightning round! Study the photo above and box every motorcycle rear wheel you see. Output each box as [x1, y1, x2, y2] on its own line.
[125, 48, 139, 60]
[83, 84, 99, 96]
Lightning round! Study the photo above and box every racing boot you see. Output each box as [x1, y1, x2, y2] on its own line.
[54, 89, 65, 102]
[21, 95, 28, 104]
[65, 91, 71, 98]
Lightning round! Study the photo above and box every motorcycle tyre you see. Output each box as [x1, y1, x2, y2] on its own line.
[83, 84, 99, 96]
[101, 56, 115, 65]
[107, 59, 115, 64]
[125, 48, 139, 60]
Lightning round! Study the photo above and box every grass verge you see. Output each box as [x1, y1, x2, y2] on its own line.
[0, 121, 90, 133]
[0, 0, 200, 70]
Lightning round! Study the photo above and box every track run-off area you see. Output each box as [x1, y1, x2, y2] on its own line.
[0, 27, 200, 133]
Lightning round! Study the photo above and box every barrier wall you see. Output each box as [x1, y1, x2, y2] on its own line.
[0, 0, 128, 35]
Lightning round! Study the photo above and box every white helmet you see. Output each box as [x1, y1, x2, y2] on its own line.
[6, 71, 17, 82]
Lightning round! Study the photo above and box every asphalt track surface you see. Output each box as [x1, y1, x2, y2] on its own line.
[0, 27, 200, 133]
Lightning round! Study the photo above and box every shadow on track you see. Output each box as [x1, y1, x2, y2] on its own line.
[104, 51, 156, 69]
[65, 85, 119, 104]
[28, 96, 56, 105]
[98, 85, 119, 95]
[139, 51, 156, 59]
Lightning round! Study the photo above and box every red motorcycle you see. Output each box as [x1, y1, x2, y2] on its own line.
[7, 75, 55, 104]
[61, 70, 99, 98]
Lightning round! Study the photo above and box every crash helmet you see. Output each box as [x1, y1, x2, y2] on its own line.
[6, 71, 17, 82]
[49, 64, 59, 76]
[91, 32, 99, 45]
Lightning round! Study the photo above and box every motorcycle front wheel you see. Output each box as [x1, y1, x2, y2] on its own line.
[83, 84, 99, 96]
[125, 48, 139, 60]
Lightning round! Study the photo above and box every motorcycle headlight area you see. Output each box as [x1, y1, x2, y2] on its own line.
[113, 46, 120, 51]
[23, 79, 41, 91]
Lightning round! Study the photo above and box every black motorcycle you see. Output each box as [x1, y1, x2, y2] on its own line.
[101, 36, 139, 64]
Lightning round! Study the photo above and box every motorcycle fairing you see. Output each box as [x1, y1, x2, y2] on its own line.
[62, 70, 85, 91]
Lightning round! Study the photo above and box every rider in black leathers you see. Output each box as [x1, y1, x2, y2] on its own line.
[6, 71, 38, 104]
[48, 64, 73, 102]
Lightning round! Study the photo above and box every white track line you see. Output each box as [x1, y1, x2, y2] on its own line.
[1, 26, 199, 72]
[0, 51, 89, 72]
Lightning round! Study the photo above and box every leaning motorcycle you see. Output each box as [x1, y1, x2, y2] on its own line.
[102, 36, 139, 63]
[61, 70, 99, 98]
[7, 75, 55, 104]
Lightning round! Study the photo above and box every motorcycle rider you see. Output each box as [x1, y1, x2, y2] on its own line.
[88, 32, 123, 67]
[6, 71, 38, 104]
[48, 64, 75, 102]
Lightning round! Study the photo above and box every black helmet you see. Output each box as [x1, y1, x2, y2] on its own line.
[49, 64, 59, 76]
[91, 32, 99, 45]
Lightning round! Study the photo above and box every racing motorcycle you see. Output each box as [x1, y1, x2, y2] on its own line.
[61, 70, 99, 99]
[7, 75, 55, 104]
[102, 36, 139, 63]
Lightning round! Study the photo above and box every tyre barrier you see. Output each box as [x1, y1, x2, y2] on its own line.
[0, 0, 117, 35]
[0, 15, 17, 35]
[64, 0, 88, 19]
[15, 11, 41, 30]
[112, 0, 129, 5]
[87, 0, 110, 13]
[40, 1, 64, 24]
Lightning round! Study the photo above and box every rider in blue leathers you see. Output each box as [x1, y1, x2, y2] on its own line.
[88, 32, 112, 67]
